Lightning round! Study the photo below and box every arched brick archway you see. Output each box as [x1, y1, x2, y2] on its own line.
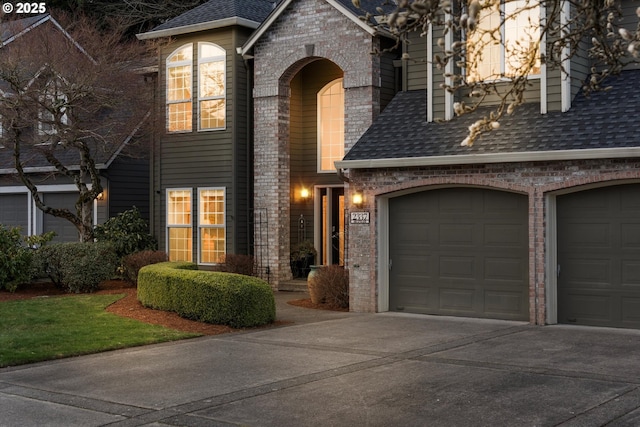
[248, 0, 384, 288]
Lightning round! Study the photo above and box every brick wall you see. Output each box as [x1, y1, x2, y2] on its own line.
[346, 158, 640, 322]
[252, 0, 380, 287]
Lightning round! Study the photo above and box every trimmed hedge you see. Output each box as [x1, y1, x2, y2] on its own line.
[137, 262, 275, 328]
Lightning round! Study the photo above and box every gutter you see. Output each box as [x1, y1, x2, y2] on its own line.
[136, 17, 261, 40]
[335, 147, 640, 170]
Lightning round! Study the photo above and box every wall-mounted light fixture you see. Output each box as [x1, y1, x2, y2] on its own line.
[96, 192, 105, 201]
[352, 192, 363, 207]
[300, 187, 310, 201]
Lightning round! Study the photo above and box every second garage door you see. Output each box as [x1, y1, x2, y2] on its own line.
[389, 187, 529, 320]
[557, 184, 640, 329]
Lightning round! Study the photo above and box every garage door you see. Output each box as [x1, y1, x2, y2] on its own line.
[42, 193, 80, 242]
[557, 184, 640, 329]
[0, 193, 29, 233]
[389, 188, 529, 320]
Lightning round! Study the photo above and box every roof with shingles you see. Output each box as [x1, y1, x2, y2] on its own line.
[342, 69, 640, 162]
[0, 14, 48, 43]
[148, 0, 280, 32]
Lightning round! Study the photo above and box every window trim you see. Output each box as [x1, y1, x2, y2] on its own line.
[197, 42, 226, 132]
[316, 78, 345, 174]
[166, 43, 194, 133]
[166, 188, 193, 262]
[197, 187, 226, 265]
[465, 0, 541, 83]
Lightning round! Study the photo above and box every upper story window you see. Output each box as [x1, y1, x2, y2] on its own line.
[467, 0, 541, 82]
[166, 42, 226, 133]
[167, 44, 193, 132]
[38, 79, 68, 136]
[198, 43, 226, 130]
[317, 78, 344, 173]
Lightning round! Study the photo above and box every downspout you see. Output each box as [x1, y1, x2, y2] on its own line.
[238, 47, 255, 256]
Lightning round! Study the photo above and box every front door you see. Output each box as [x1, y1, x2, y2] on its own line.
[317, 186, 345, 265]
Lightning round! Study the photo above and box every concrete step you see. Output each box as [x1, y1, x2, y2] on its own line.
[279, 279, 309, 292]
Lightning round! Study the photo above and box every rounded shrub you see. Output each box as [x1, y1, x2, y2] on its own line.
[137, 262, 276, 328]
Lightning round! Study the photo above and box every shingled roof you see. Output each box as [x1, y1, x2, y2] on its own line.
[137, 0, 280, 39]
[339, 69, 640, 168]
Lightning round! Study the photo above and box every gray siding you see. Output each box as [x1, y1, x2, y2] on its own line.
[106, 156, 150, 222]
[152, 26, 254, 260]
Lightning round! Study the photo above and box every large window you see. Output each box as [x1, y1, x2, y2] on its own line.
[167, 44, 193, 132]
[166, 42, 226, 133]
[38, 79, 68, 137]
[198, 43, 226, 130]
[317, 78, 344, 172]
[467, 0, 540, 82]
[198, 188, 225, 264]
[167, 189, 192, 262]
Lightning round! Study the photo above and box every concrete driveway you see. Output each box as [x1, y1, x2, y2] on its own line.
[1, 291, 640, 426]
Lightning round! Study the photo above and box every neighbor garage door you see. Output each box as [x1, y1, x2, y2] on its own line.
[389, 187, 529, 320]
[0, 193, 29, 233]
[42, 192, 79, 242]
[557, 184, 640, 329]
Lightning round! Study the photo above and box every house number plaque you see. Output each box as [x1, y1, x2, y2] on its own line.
[350, 211, 370, 224]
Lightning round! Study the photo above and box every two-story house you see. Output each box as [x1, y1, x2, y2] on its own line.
[142, 0, 640, 329]
[0, 14, 150, 242]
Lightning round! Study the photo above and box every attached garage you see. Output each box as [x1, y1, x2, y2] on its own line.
[388, 187, 529, 321]
[41, 192, 80, 242]
[557, 184, 640, 329]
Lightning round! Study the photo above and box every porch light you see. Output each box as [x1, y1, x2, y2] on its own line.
[300, 188, 310, 201]
[96, 192, 105, 201]
[352, 192, 363, 207]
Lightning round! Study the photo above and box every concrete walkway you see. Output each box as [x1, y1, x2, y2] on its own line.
[2, 291, 640, 426]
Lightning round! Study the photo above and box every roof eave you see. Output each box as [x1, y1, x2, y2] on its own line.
[0, 163, 108, 175]
[136, 17, 261, 40]
[335, 147, 640, 170]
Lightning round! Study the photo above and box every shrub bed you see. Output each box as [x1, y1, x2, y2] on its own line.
[137, 262, 275, 328]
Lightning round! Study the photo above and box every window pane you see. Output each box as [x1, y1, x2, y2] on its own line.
[467, 0, 501, 81]
[200, 43, 224, 59]
[200, 227, 225, 264]
[199, 61, 225, 98]
[504, 0, 540, 76]
[199, 189, 224, 225]
[169, 46, 192, 63]
[168, 103, 192, 132]
[168, 190, 191, 225]
[168, 65, 192, 102]
[318, 79, 344, 172]
[169, 227, 192, 262]
[200, 99, 225, 129]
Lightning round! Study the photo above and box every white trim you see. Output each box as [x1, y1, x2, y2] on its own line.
[240, 0, 375, 56]
[377, 195, 389, 312]
[136, 17, 262, 41]
[166, 43, 194, 133]
[545, 193, 558, 324]
[560, 0, 571, 112]
[427, 23, 433, 123]
[444, 12, 453, 121]
[335, 147, 640, 169]
[539, 2, 547, 114]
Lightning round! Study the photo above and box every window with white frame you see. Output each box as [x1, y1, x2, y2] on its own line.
[198, 43, 226, 130]
[167, 189, 192, 262]
[198, 188, 225, 264]
[317, 78, 344, 172]
[166, 44, 193, 132]
[38, 79, 68, 136]
[467, 0, 540, 82]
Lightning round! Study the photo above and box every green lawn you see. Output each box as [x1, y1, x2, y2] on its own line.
[0, 294, 200, 367]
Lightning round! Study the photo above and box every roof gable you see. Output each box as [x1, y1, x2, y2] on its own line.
[240, 0, 389, 55]
[339, 70, 640, 168]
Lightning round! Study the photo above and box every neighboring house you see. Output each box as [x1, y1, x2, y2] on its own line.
[142, 0, 640, 330]
[0, 15, 150, 242]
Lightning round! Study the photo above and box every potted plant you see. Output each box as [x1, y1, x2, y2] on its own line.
[290, 240, 317, 278]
